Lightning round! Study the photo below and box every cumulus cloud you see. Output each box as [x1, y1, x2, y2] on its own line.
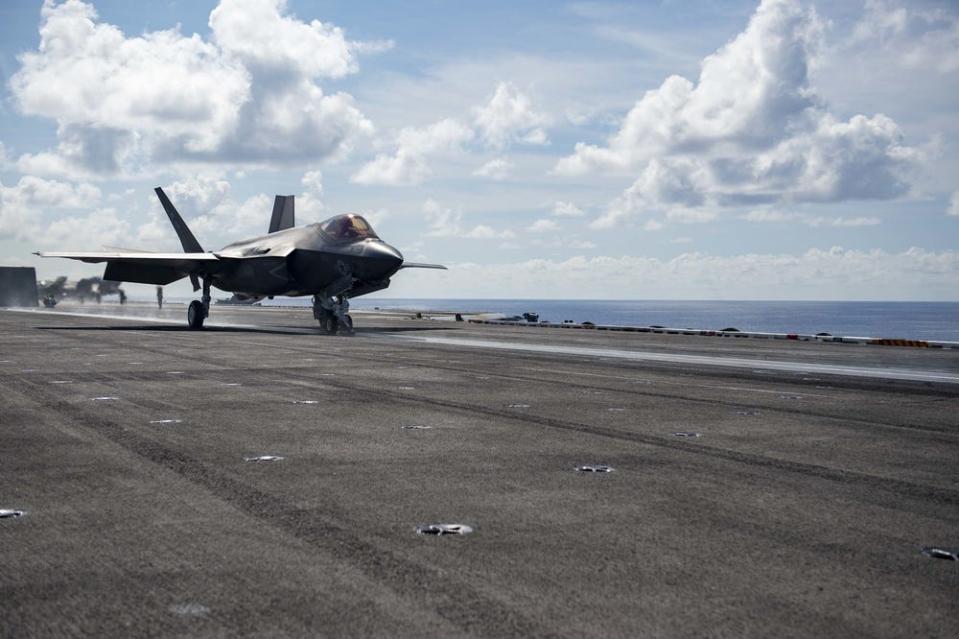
[10, 0, 376, 176]
[473, 82, 549, 150]
[0, 176, 102, 241]
[552, 201, 584, 217]
[422, 198, 514, 239]
[351, 119, 473, 185]
[210, 0, 358, 78]
[528, 218, 560, 233]
[949, 191, 959, 217]
[44, 207, 131, 248]
[422, 199, 461, 237]
[297, 169, 326, 223]
[395, 247, 959, 300]
[132, 174, 279, 247]
[556, 0, 921, 228]
[194, 192, 274, 241]
[353, 82, 547, 185]
[473, 157, 514, 180]
[166, 175, 231, 216]
[852, 0, 959, 74]
[0, 176, 136, 252]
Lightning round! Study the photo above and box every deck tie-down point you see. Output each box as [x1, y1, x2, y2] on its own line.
[416, 523, 473, 536]
[922, 546, 959, 561]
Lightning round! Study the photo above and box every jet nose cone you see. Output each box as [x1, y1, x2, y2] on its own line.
[369, 241, 403, 276]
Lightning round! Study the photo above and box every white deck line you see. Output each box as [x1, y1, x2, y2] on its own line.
[385, 334, 959, 385]
[0, 307, 300, 333]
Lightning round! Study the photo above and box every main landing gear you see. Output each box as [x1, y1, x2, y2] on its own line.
[187, 278, 211, 330]
[313, 294, 353, 336]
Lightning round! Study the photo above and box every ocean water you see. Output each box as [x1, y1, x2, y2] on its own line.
[316, 298, 958, 341]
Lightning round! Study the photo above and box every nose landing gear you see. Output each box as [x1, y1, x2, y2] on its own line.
[313, 294, 353, 335]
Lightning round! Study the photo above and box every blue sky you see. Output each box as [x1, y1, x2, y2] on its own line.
[1, 0, 957, 300]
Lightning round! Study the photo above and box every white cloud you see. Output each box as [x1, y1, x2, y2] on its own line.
[16, 125, 146, 179]
[558, 0, 921, 228]
[192, 193, 274, 241]
[0, 176, 136, 254]
[297, 169, 325, 223]
[394, 248, 959, 300]
[348, 77, 552, 186]
[423, 198, 466, 237]
[473, 82, 549, 150]
[742, 210, 798, 223]
[350, 39, 395, 55]
[807, 216, 881, 228]
[351, 119, 473, 185]
[949, 191, 959, 217]
[358, 208, 389, 229]
[3, 176, 100, 210]
[353, 81, 548, 185]
[473, 157, 514, 180]
[665, 208, 717, 224]
[210, 0, 358, 79]
[422, 198, 513, 238]
[852, 0, 959, 74]
[0, 176, 102, 241]
[464, 225, 515, 239]
[44, 207, 131, 248]
[643, 220, 664, 231]
[741, 209, 881, 227]
[300, 169, 324, 194]
[133, 175, 270, 247]
[166, 175, 231, 216]
[10, 0, 375, 176]
[528, 218, 560, 233]
[552, 201, 584, 217]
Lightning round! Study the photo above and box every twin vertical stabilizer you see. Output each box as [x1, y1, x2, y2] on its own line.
[269, 196, 295, 234]
[154, 187, 204, 253]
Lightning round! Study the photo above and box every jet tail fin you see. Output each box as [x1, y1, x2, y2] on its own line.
[154, 187, 204, 253]
[269, 195, 295, 233]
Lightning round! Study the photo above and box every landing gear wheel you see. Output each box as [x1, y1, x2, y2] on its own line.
[320, 314, 339, 335]
[341, 314, 354, 336]
[187, 300, 205, 329]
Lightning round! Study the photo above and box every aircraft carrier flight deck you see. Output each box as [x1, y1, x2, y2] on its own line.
[1, 304, 958, 637]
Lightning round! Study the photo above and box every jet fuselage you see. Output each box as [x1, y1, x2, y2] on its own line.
[211, 222, 403, 298]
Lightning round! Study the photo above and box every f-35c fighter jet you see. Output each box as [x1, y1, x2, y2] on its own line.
[36, 187, 445, 334]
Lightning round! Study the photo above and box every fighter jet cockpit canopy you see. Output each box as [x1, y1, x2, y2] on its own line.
[317, 214, 379, 242]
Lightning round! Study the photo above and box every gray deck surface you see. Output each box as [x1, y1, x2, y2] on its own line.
[2, 304, 958, 637]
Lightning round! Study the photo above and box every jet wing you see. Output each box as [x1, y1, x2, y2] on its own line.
[35, 251, 221, 286]
[35, 251, 219, 265]
[399, 262, 447, 270]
